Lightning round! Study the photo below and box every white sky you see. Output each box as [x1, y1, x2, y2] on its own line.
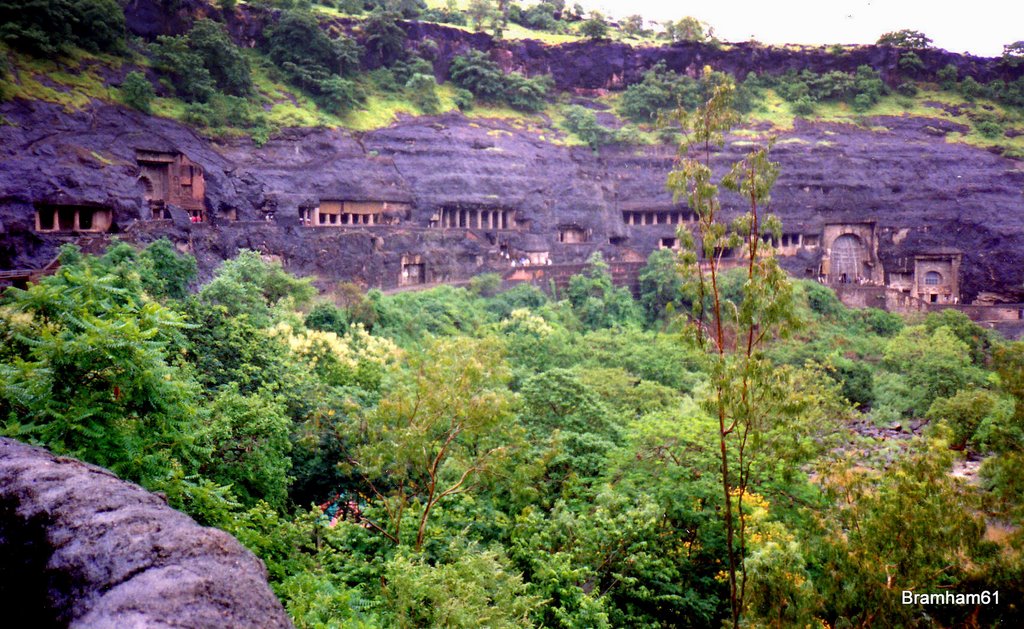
[584, 0, 1023, 58]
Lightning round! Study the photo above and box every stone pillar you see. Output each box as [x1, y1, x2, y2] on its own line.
[476, 210, 482, 229]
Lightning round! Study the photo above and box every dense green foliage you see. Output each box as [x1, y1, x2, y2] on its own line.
[0, 0, 125, 56]
[4, 228, 1022, 628]
[120, 70, 155, 113]
[449, 50, 552, 112]
[5, 5, 1024, 626]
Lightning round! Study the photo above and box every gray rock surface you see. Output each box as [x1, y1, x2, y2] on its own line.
[0, 438, 292, 628]
[2, 99, 1022, 302]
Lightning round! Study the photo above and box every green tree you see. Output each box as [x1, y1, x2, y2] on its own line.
[185, 18, 253, 96]
[638, 247, 684, 325]
[361, 9, 406, 66]
[151, 34, 217, 102]
[876, 29, 932, 49]
[662, 16, 708, 43]
[199, 250, 316, 326]
[559, 104, 611, 149]
[0, 0, 126, 56]
[881, 325, 984, 417]
[566, 252, 642, 329]
[579, 11, 608, 40]
[466, 0, 499, 32]
[354, 336, 518, 550]
[1003, 41, 1024, 66]
[0, 248, 203, 487]
[667, 69, 801, 626]
[138, 237, 197, 300]
[384, 543, 540, 627]
[120, 70, 155, 113]
[621, 14, 645, 38]
[268, 9, 363, 100]
[813, 444, 985, 626]
[198, 385, 292, 508]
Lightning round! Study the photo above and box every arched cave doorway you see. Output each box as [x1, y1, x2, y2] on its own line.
[831, 234, 867, 281]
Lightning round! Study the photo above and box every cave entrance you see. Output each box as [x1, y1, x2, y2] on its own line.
[831, 234, 867, 281]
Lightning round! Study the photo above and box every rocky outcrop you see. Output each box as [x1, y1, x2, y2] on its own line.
[119, 1, 1023, 92]
[0, 438, 292, 628]
[2, 98, 1022, 302]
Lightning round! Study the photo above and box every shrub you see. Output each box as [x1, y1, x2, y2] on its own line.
[976, 120, 1004, 138]
[898, 52, 924, 73]
[151, 34, 217, 102]
[805, 283, 844, 318]
[927, 389, 1001, 450]
[316, 76, 362, 114]
[937, 64, 959, 90]
[406, 73, 441, 114]
[792, 96, 816, 115]
[896, 81, 918, 97]
[877, 29, 932, 49]
[267, 9, 363, 97]
[120, 71, 155, 113]
[185, 19, 253, 97]
[449, 50, 551, 112]
[861, 308, 903, 337]
[0, 0, 126, 56]
[468, 273, 502, 297]
[561, 105, 612, 149]
[579, 12, 608, 40]
[453, 87, 474, 110]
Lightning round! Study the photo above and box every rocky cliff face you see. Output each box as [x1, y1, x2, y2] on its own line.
[0, 438, 292, 628]
[121, 1, 1024, 91]
[2, 98, 1022, 302]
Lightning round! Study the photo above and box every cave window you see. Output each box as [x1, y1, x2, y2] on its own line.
[57, 207, 76, 231]
[924, 271, 942, 286]
[37, 209, 55, 231]
[660, 237, 677, 249]
[558, 226, 587, 244]
[930, 294, 939, 303]
[78, 209, 93, 230]
[401, 263, 425, 286]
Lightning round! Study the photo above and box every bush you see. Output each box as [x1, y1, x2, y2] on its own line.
[896, 81, 918, 97]
[151, 34, 217, 102]
[120, 71, 155, 113]
[805, 283, 844, 318]
[407, 73, 441, 114]
[151, 19, 254, 102]
[362, 9, 407, 66]
[267, 9, 363, 97]
[185, 19, 253, 97]
[579, 12, 608, 40]
[976, 120, 1004, 138]
[877, 29, 932, 49]
[792, 96, 816, 115]
[561, 105, 612, 149]
[315, 76, 362, 114]
[453, 87, 474, 110]
[861, 308, 903, 337]
[468, 273, 502, 297]
[937, 64, 959, 90]
[449, 50, 551, 112]
[0, 0, 126, 56]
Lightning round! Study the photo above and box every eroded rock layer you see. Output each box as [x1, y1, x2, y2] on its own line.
[1, 99, 1022, 303]
[0, 438, 292, 629]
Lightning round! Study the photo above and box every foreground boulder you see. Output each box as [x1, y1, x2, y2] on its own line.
[0, 438, 292, 628]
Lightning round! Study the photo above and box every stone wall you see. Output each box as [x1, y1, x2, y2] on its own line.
[0, 438, 293, 628]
